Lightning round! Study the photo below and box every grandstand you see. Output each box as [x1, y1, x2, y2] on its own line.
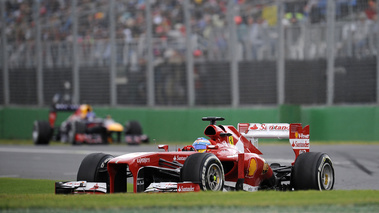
[1, 0, 378, 106]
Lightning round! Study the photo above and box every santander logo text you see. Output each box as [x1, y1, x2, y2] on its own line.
[178, 186, 195, 192]
[291, 140, 310, 148]
[249, 124, 289, 131]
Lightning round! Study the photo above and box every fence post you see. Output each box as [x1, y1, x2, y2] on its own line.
[146, 0, 155, 107]
[228, 0, 239, 107]
[276, 0, 285, 105]
[326, 0, 335, 106]
[34, 0, 44, 106]
[184, 0, 195, 107]
[1, 0, 9, 105]
[72, 0, 80, 105]
[377, 0, 379, 104]
[109, 0, 117, 106]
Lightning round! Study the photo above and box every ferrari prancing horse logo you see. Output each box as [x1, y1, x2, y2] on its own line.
[228, 136, 233, 145]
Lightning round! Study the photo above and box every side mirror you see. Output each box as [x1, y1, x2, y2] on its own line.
[158, 144, 169, 152]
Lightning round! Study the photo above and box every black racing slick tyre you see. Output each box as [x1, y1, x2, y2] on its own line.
[33, 121, 52, 145]
[291, 152, 335, 191]
[77, 153, 114, 192]
[181, 153, 224, 191]
[125, 120, 143, 135]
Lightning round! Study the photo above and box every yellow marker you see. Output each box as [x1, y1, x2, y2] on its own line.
[228, 136, 234, 145]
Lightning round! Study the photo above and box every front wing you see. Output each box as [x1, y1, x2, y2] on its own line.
[55, 181, 106, 194]
[55, 181, 200, 194]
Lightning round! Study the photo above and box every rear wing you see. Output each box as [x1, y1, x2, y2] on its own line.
[48, 104, 79, 127]
[238, 123, 310, 160]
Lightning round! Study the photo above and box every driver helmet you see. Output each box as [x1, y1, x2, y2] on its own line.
[192, 137, 211, 153]
[79, 104, 93, 119]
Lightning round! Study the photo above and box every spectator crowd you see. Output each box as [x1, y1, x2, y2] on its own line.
[2, 0, 378, 67]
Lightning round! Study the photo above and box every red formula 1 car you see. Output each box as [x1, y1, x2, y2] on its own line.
[56, 117, 334, 194]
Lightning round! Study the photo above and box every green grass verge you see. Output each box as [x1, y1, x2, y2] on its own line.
[1, 178, 379, 212]
[0, 140, 35, 145]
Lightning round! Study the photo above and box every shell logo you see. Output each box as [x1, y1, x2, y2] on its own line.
[248, 158, 257, 177]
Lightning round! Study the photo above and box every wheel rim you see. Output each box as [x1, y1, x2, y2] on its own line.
[32, 123, 39, 142]
[207, 163, 223, 191]
[320, 162, 334, 190]
[32, 129, 38, 142]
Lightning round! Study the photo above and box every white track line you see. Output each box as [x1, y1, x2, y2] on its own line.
[0, 175, 20, 178]
[0, 147, 126, 156]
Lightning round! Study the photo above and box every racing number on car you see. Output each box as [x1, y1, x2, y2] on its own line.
[228, 136, 234, 145]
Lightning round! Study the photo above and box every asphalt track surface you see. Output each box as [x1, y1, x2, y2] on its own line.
[0, 143, 378, 190]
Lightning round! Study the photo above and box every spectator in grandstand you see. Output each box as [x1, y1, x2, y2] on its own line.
[247, 16, 264, 60]
[236, 15, 248, 60]
[365, 0, 377, 20]
[304, 0, 326, 23]
[353, 12, 373, 57]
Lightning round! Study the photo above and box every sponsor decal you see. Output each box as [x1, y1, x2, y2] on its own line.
[173, 156, 187, 161]
[100, 157, 113, 169]
[177, 183, 200, 192]
[318, 155, 331, 171]
[295, 132, 309, 139]
[63, 181, 86, 187]
[249, 124, 289, 131]
[291, 140, 310, 148]
[178, 185, 195, 192]
[228, 136, 234, 145]
[137, 158, 150, 164]
[89, 183, 100, 190]
[251, 124, 258, 130]
[247, 158, 257, 177]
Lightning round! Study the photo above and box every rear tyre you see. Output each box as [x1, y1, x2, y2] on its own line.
[125, 120, 143, 135]
[125, 120, 149, 144]
[291, 152, 334, 190]
[33, 121, 52, 145]
[181, 153, 224, 191]
[77, 153, 114, 192]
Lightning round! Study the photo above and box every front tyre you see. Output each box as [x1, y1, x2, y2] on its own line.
[291, 152, 335, 190]
[77, 153, 114, 192]
[181, 153, 224, 191]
